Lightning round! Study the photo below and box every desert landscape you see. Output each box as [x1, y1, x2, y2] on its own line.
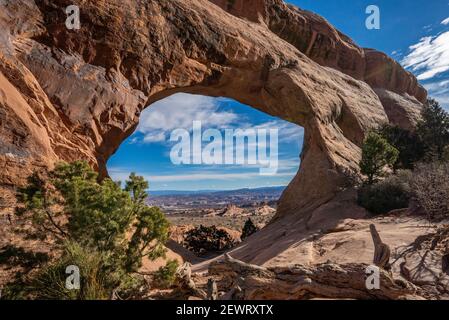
[1, 0, 449, 302]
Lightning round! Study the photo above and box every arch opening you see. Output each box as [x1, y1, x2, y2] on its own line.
[107, 93, 304, 229]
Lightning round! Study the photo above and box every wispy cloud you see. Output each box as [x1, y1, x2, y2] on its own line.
[391, 49, 401, 56]
[401, 31, 449, 80]
[253, 120, 304, 143]
[442, 17, 449, 25]
[424, 80, 449, 110]
[108, 168, 295, 183]
[143, 132, 166, 143]
[424, 79, 449, 94]
[136, 93, 237, 144]
[111, 93, 303, 189]
[135, 93, 304, 145]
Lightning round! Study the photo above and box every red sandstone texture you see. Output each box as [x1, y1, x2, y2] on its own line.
[4, 2, 447, 299]
[0, 0, 425, 220]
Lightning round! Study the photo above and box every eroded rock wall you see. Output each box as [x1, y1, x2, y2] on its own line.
[209, 0, 427, 102]
[0, 0, 425, 221]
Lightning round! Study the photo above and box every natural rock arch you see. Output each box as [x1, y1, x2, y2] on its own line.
[0, 0, 425, 226]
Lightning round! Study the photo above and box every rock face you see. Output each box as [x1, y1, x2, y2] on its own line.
[374, 88, 424, 131]
[209, 253, 423, 300]
[0, 0, 425, 221]
[210, 0, 426, 100]
[196, 212, 449, 299]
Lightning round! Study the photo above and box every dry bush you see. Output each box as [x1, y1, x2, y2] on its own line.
[412, 162, 449, 221]
[184, 225, 235, 255]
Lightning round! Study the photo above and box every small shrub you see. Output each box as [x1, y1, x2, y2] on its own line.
[13, 161, 169, 299]
[378, 124, 425, 170]
[357, 171, 412, 215]
[153, 259, 179, 289]
[412, 162, 449, 221]
[241, 218, 258, 241]
[417, 99, 449, 161]
[184, 225, 235, 255]
[3, 242, 111, 300]
[360, 132, 399, 184]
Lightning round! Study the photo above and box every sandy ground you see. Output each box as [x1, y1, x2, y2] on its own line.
[192, 211, 439, 273]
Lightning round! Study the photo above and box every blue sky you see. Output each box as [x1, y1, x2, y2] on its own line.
[289, 0, 449, 108]
[108, 95, 303, 191]
[108, 0, 449, 191]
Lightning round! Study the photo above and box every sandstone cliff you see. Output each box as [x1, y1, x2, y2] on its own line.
[210, 0, 426, 101]
[0, 0, 426, 222]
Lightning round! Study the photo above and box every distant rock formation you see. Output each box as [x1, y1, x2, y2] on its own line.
[253, 205, 276, 216]
[221, 205, 245, 217]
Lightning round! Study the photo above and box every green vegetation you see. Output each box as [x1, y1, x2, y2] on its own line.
[417, 99, 449, 161]
[153, 259, 179, 289]
[377, 124, 424, 170]
[6, 161, 169, 300]
[358, 98, 449, 219]
[360, 132, 399, 184]
[241, 218, 259, 241]
[357, 171, 412, 215]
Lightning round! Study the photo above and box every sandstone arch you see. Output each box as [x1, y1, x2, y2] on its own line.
[0, 0, 425, 226]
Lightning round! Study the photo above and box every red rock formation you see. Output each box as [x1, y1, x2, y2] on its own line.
[0, 0, 425, 223]
[209, 0, 427, 102]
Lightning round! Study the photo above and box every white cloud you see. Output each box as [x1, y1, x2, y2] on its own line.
[137, 93, 237, 144]
[423, 25, 433, 32]
[108, 168, 294, 183]
[143, 132, 166, 143]
[424, 80, 449, 110]
[253, 120, 304, 142]
[391, 50, 400, 56]
[135, 93, 304, 146]
[424, 80, 449, 92]
[401, 31, 449, 80]
[442, 17, 449, 25]
[277, 158, 300, 170]
[148, 172, 294, 182]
